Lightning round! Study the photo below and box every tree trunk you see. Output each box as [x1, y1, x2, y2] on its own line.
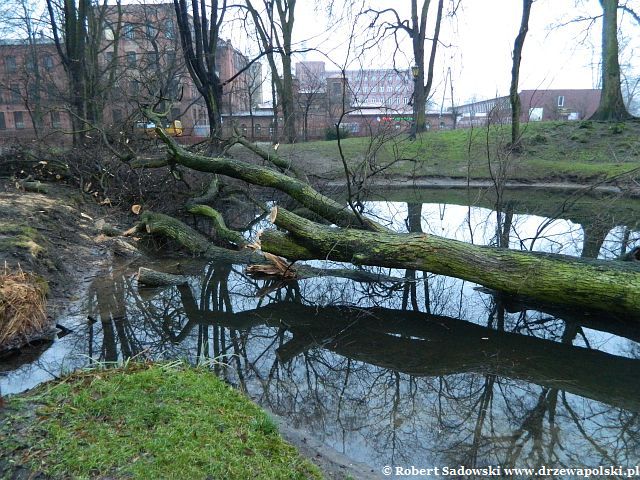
[590, 0, 633, 121]
[261, 207, 640, 318]
[281, 51, 297, 143]
[412, 0, 443, 135]
[510, 0, 533, 146]
[155, 129, 388, 232]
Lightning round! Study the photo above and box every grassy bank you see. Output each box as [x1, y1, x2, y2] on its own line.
[237, 120, 640, 184]
[1, 363, 322, 479]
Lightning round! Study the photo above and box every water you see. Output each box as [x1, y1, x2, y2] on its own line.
[2, 187, 640, 474]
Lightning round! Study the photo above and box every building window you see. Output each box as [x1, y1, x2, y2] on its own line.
[14, 111, 25, 129]
[167, 51, 176, 66]
[165, 20, 175, 39]
[123, 23, 135, 39]
[557, 95, 565, 107]
[51, 111, 61, 128]
[0, 112, 5, 130]
[439, 121, 445, 129]
[43, 55, 53, 70]
[5, 56, 17, 73]
[241, 124, 247, 134]
[105, 51, 114, 65]
[130, 80, 140, 95]
[146, 23, 157, 38]
[10, 84, 21, 103]
[46, 82, 56, 99]
[112, 109, 123, 123]
[168, 77, 180, 97]
[254, 124, 261, 135]
[126, 51, 136, 67]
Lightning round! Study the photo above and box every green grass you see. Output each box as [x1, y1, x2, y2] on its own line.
[2, 363, 322, 480]
[0, 222, 45, 257]
[237, 120, 640, 184]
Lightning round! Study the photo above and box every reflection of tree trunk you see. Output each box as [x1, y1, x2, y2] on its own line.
[403, 203, 423, 310]
[620, 226, 631, 257]
[497, 202, 514, 248]
[581, 221, 610, 259]
[467, 374, 495, 468]
[164, 302, 640, 411]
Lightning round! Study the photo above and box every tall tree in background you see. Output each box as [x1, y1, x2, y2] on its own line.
[365, 0, 445, 135]
[173, 0, 227, 144]
[1, 0, 48, 137]
[245, 0, 297, 143]
[45, 0, 121, 142]
[591, 0, 632, 120]
[509, 0, 533, 147]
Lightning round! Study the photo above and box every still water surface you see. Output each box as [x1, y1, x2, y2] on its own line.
[2, 188, 640, 473]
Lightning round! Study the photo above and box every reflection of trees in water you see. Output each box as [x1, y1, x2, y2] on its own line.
[70, 201, 640, 470]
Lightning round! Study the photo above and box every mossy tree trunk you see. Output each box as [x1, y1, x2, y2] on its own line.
[260, 207, 640, 318]
[590, 0, 633, 121]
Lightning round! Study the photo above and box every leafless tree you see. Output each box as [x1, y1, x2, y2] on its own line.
[245, 0, 298, 143]
[363, 0, 446, 135]
[509, 0, 533, 147]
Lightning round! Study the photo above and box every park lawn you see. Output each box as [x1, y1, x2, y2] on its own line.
[1, 362, 322, 480]
[243, 120, 640, 183]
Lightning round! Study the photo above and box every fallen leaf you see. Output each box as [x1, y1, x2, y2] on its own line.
[131, 204, 142, 215]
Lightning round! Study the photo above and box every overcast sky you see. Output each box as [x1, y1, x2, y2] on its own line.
[226, 0, 640, 107]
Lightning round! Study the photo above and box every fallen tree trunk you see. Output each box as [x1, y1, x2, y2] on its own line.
[154, 127, 387, 232]
[137, 211, 263, 264]
[261, 207, 640, 318]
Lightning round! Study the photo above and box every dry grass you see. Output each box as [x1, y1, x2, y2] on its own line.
[0, 265, 48, 350]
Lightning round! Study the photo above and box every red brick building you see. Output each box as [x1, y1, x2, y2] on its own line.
[0, 3, 261, 144]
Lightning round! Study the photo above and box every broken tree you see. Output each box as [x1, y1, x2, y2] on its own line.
[141, 125, 640, 320]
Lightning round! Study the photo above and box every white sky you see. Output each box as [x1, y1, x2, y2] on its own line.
[226, 0, 640, 106]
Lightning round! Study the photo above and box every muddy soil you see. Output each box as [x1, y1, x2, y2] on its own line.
[0, 179, 120, 354]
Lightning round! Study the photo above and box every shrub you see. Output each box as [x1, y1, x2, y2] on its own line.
[325, 126, 350, 141]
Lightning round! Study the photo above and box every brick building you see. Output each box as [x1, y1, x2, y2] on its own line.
[0, 38, 71, 143]
[455, 89, 601, 127]
[0, 3, 261, 143]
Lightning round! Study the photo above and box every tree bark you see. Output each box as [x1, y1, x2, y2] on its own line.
[510, 0, 533, 146]
[410, 0, 444, 135]
[590, 0, 633, 120]
[261, 207, 640, 318]
[155, 128, 389, 232]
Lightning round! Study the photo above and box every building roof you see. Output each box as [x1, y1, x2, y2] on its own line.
[0, 37, 54, 46]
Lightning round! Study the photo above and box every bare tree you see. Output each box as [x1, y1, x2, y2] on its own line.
[364, 0, 445, 136]
[245, 0, 298, 143]
[45, 0, 124, 142]
[510, 0, 533, 147]
[296, 64, 326, 141]
[172, 0, 227, 145]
